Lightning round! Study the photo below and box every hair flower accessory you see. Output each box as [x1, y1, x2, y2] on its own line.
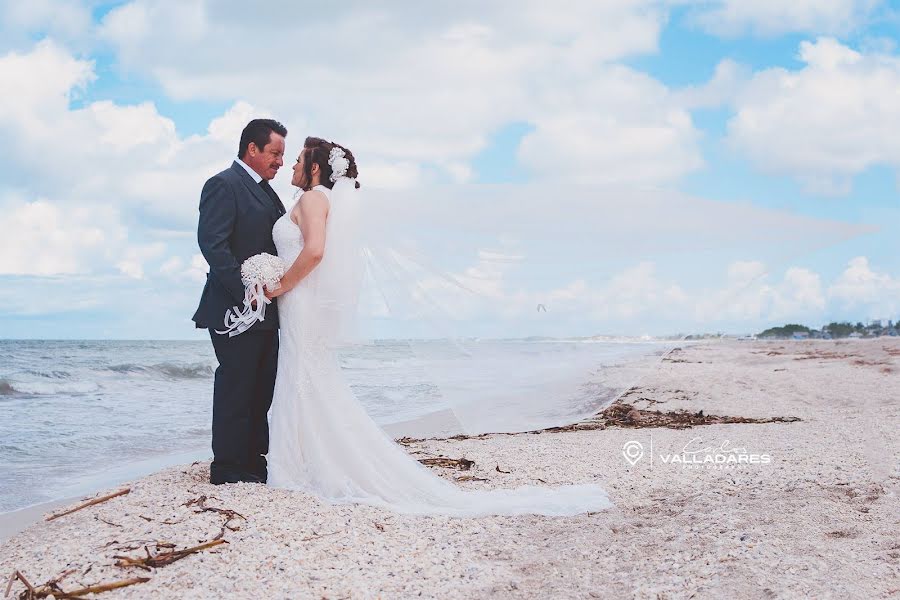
[328, 147, 350, 182]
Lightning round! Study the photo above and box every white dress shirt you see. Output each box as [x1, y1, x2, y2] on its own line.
[235, 157, 263, 183]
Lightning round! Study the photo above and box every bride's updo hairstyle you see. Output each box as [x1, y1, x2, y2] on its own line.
[300, 137, 360, 191]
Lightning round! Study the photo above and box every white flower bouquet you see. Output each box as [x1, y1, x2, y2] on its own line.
[217, 253, 286, 337]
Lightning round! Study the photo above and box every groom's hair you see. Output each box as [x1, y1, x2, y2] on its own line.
[238, 119, 288, 159]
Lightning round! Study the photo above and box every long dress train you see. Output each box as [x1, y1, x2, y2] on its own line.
[267, 183, 612, 517]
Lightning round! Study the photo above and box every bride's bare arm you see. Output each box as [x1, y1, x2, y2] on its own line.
[268, 190, 329, 297]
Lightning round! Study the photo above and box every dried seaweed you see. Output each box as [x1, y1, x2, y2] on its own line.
[182, 495, 246, 539]
[418, 457, 475, 470]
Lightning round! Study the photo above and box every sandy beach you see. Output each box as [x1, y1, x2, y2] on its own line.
[1, 339, 897, 598]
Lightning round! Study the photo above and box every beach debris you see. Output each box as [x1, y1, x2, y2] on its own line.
[182, 494, 222, 507]
[114, 539, 226, 571]
[625, 408, 643, 425]
[594, 402, 801, 430]
[300, 530, 342, 542]
[182, 495, 246, 540]
[94, 515, 123, 528]
[495, 465, 511, 474]
[793, 350, 861, 361]
[4, 569, 147, 600]
[456, 475, 489, 482]
[5, 571, 20, 598]
[107, 540, 176, 553]
[418, 457, 475, 470]
[45, 488, 131, 522]
[397, 397, 801, 444]
[852, 359, 891, 367]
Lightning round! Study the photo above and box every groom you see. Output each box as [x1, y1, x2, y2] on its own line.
[193, 119, 288, 485]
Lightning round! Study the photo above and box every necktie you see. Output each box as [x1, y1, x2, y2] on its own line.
[259, 180, 285, 215]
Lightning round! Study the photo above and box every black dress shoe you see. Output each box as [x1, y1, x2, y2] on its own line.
[210, 466, 264, 485]
[244, 455, 268, 483]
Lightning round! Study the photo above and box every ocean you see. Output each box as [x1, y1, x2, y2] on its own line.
[0, 338, 666, 514]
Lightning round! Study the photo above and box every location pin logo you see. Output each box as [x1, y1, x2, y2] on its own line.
[622, 440, 644, 466]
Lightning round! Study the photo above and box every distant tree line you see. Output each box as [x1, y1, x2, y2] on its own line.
[758, 320, 897, 339]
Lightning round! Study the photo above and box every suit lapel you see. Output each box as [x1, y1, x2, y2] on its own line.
[230, 162, 279, 215]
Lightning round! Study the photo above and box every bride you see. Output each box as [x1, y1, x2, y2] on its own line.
[264, 138, 612, 517]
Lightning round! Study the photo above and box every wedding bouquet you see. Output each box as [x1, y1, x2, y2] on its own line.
[217, 253, 286, 337]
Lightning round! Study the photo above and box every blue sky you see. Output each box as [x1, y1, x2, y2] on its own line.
[0, 1, 898, 339]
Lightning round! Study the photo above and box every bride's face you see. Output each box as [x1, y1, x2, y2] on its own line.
[291, 153, 305, 188]
[291, 152, 320, 189]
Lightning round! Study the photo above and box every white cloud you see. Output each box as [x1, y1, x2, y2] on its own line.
[689, 0, 882, 37]
[724, 38, 900, 194]
[0, 9, 894, 337]
[0, 40, 236, 288]
[0, 1, 95, 51]
[159, 253, 208, 283]
[519, 66, 704, 184]
[0, 198, 119, 276]
[115, 243, 166, 279]
[674, 58, 751, 109]
[207, 101, 271, 146]
[382, 241, 848, 334]
[828, 256, 900, 316]
[95, 1, 701, 185]
[0, 39, 94, 119]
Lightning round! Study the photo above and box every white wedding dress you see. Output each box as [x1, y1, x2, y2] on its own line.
[267, 181, 612, 516]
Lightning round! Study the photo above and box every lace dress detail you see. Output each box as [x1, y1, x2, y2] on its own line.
[267, 185, 612, 516]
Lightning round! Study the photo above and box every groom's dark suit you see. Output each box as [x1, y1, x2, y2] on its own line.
[193, 161, 286, 483]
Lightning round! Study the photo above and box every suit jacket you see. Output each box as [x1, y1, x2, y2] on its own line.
[193, 161, 287, 331]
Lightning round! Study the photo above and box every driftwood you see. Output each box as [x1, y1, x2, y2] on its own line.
[495, 465, 511, 474]
[114, 539, 226, 571]
[105, 540, 176, 553]
[458, 476, 489, 482]
[6, 571, 17, 597]
[94, 516, 122, 528]
[5, 569, 147, 600]
[45, 489, 131, 522]
[418, 457, 474, 470]
[53, 577, 149, 599]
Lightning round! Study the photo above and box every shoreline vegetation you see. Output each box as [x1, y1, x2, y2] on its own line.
[757, 319, 898, 340]
[1, 339, 897, 598]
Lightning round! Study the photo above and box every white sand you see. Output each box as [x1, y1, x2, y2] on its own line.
[1, 340, 897, 598]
